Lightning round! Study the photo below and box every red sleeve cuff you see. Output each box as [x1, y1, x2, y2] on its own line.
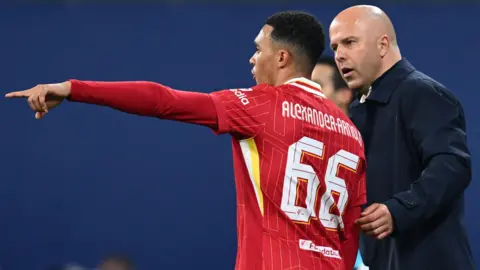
[67, 79, 89, 102]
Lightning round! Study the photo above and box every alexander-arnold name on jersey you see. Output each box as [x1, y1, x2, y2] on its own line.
[282, 101, 363, 147]
[230, 88, 252, 105]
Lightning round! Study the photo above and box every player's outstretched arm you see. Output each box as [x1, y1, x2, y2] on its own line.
[6, 80, 276, 140]
[5, 80, 219, 128]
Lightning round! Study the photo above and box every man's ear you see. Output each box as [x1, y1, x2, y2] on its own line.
[378, 34, 389, 58]
[277, 49, 291, 68]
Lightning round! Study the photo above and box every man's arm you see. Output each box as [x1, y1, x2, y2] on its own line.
[68, 80, 219, 128]
[6, 79, 275, 138]
[384, 82, 471, 235]
[69, 80, 274, 139]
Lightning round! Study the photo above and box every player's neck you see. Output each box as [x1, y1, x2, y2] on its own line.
[274, 70, 310, 86]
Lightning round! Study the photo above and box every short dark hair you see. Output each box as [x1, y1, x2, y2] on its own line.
[316, 56, 348, 91]
[265, 11, 325, 73]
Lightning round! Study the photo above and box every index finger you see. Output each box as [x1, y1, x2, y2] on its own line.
[355, 210, 381, 225]
[361, 203, 380, 216]
[5, 90, 30, 98]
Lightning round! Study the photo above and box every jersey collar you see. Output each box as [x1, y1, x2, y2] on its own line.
[284, 77, 325, 98]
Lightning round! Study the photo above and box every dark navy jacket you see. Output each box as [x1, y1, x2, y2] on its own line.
[350, 59, 474, 270]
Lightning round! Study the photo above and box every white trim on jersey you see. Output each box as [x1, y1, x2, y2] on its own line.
[285, 77, 326, 98]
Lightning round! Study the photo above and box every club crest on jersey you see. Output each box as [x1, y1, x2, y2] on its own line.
[230, 88, 251, 105]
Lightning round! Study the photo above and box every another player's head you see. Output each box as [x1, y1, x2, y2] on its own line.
[329, 5, 402, 93]
[250, 11, 325, 86]
[312, 56, 352, 114]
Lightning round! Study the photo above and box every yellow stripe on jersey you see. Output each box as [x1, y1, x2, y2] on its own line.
[239, 138, 264, 216]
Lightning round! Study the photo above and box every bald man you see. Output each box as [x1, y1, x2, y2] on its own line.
[330, 5, 474, 270]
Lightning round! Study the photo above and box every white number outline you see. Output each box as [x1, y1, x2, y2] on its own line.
[280, 136, 360, 230]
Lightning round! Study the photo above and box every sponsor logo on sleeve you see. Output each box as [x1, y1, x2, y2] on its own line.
[230, 88, 251, 105]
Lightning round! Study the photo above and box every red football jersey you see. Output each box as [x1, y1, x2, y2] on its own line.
[67, 78, 365, 270]
[210, 78, 366, 270]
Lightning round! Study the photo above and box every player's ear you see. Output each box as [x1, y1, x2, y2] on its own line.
[277, 49, 290, 68]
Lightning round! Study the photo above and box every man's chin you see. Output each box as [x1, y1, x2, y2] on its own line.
[348, 81, 368, 94]
[346, 79, 361, 90]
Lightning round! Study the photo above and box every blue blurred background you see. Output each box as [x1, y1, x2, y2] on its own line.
[0, 1, 478, 269]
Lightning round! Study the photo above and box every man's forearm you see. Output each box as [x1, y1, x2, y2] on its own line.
[385, 153, 471, 234]
[68, 80, 218, 128]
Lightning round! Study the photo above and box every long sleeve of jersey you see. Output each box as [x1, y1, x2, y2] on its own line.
[68, 80, 219, 129]
[68, 80, 273, 139]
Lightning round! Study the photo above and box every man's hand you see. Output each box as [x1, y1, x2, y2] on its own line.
[355, 203, 394, 239]
[5, 81, 72, 119]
